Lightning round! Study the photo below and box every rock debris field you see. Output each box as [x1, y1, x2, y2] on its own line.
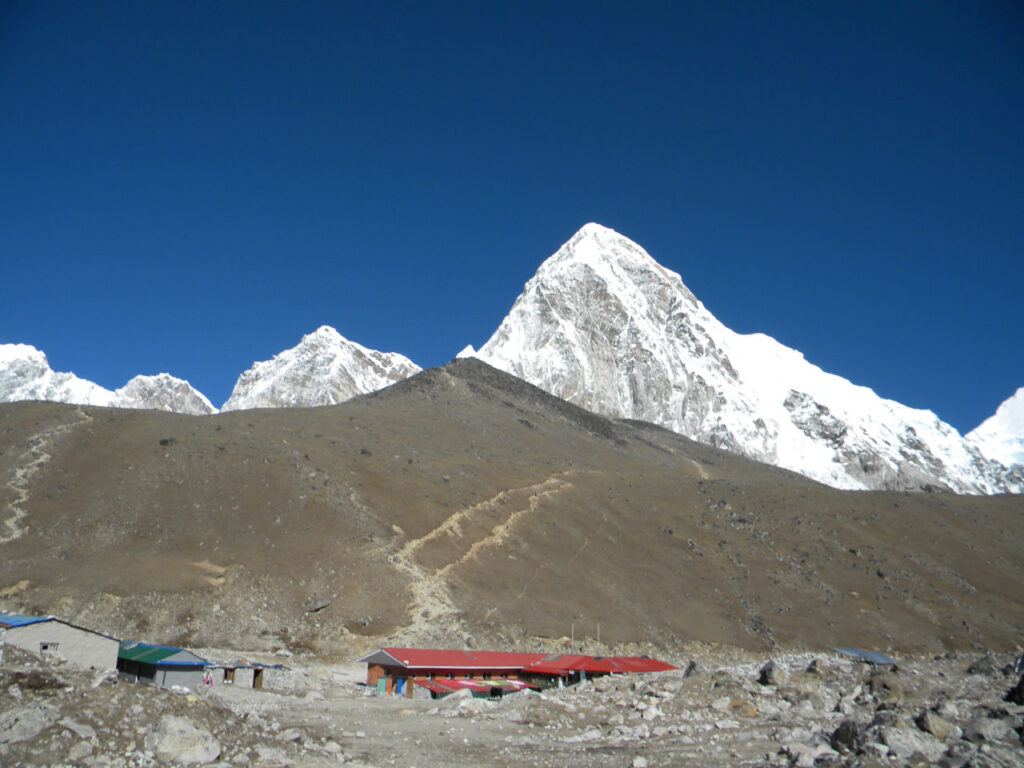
[3, 644, 1024, 767]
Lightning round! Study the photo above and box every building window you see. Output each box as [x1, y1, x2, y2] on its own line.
[40, 642, 59, 653]
[426, 673, 434, 680]
[464, 673, 471, 679]
[445, 674, 453, 679]
[483, 673, 491, 680]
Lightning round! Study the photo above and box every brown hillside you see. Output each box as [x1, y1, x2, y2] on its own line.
[0, 358, 1021, 656]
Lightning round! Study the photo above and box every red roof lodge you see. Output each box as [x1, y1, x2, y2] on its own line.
[356, 647, 676, 698]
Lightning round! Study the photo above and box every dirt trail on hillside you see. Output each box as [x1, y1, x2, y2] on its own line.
[388, 471, 581, 638]
[0, 407, 92, 544]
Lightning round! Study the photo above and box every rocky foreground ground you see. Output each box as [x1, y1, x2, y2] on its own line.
[2, 645, 1024, 767]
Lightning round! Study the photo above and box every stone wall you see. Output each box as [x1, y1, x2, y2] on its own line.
[4, 621, 117, 670]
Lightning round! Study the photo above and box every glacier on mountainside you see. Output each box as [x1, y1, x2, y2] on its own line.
[474, 223, 1021, 494]
[220, 325, 421, 411]
[0, 343, 216, 415]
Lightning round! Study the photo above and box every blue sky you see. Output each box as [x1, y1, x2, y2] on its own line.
[1, 1, 1021, 430]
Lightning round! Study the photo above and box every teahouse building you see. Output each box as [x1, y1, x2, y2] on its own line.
[117, 641, 208, 690]
[0, 611, 118, 670]
[357, 647, 675, 698]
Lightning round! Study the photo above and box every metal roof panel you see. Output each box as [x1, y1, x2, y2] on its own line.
[0, 611, 50, 629]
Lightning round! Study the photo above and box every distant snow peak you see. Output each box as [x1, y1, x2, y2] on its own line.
[220, 325, 421, 411]
[0, 343, 215, 415]
[968, 387, 1024, 468]
[476, 223, 1021, 494]
[0, 343, 113, 407]
[114, 374, 217, 415]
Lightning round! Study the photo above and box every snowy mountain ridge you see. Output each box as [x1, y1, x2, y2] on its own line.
[0, 344, 216, 415]
[473, 223, 1021, 494]
[1, 224, 1020, 494]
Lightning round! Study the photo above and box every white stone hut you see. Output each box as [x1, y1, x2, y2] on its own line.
[0, 611, 118, 670]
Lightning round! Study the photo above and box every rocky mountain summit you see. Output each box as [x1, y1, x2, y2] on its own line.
[0, 344, 215, 415]
[473, 224, 1021, 494]
[220, 326, 420, 411]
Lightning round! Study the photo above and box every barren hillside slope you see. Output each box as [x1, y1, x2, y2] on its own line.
[0, 359, 1020, 656]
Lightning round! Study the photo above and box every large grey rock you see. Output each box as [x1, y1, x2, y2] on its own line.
[145, 714, 221, 765]
[0, 702, 58, 744]
[916, 710, 961, 741]
[963, 715, 1015, 744]
[60, 716, 96, 740]
[879, 725, 946, 761]
[758, 660, 780, 686]
[439, 687, 473, 707]
[966, 654, 1003, 676]
[784, 741, 838, 767]
[830, 719, 861, 752]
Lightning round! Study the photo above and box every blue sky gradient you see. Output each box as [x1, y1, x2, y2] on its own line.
[1, 1, 1021, 430]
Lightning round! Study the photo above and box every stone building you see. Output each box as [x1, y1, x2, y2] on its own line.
[0, 611, 119, 670]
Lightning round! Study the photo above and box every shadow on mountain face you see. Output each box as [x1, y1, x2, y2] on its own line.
[0, 358, 1021, 656]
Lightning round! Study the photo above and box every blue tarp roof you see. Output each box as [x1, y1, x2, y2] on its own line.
[834, 647, 896, 665]
[0, 611, 49, 629]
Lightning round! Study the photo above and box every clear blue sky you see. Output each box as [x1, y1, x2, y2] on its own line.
[2, 1, 1021, 430]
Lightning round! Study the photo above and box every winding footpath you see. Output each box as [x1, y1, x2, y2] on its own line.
[0, 407, 92, 544]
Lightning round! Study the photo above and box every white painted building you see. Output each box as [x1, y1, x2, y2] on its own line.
[0, 611, 118, 670]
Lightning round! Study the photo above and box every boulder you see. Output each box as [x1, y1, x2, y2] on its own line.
[758, 660, 779, 686]
[963, 715, 1015, 744]
[439, 687, 473, 707]
[966, 654, 1001, 676]
[0, 703, 59, 744]
[830, 719, 861, 752]
[783, 742, 838, 767]
[868, 672, 903, 705]
[878, 725, 945, 762]
[60, 717, 96, 740]
[145, 715, 221, 765]
[915, 710, 961, 741]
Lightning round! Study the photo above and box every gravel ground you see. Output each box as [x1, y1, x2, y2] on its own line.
[3, 645, 1023, 767]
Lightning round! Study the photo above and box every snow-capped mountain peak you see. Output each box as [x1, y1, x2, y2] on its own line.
[968, 387, 1024, 468]
[0, 344, 216, 415]
[0, 343, 114, 406]
[475, 224, 1020, 493]
[220, 325, 421, 411]
[113, 373, 217, 414]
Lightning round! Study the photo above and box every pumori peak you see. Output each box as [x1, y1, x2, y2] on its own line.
[475, 224, 1020, 493]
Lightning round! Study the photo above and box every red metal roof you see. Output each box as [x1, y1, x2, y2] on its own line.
[524, 654, 677, 675]
[375, 647, 548, 670]
[444, 679, 493, 693]
[413, 679, 455, 693]
[359, 647, 676, 677]
[612, 656, 677, 673]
